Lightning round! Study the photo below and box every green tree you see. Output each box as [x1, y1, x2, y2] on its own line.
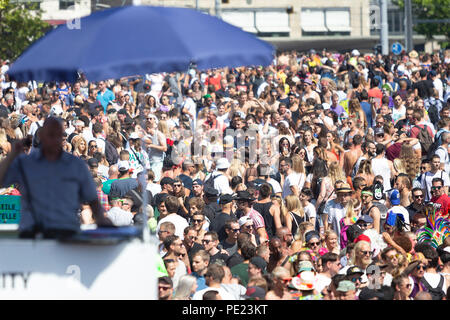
[394, 0, 450, 40]
[0, 0, 49, 61]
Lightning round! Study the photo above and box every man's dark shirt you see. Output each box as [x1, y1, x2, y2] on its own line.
[406, 203, 423, 222]
[413, 80, 433, 99]
[109, 178, 139, 198]
[226, 251, 244, 269]
[209, 212, 237, 242]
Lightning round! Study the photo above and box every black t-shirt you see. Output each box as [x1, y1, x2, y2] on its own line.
[226, 251, 244, 269]
[413, 80, 433, 99]
[209, 212, 237, 243]
[203, 202, 222, 222]
[210, 251, 229, 265]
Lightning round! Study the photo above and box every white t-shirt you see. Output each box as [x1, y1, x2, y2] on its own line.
[421, 170, 450, 201]
[423, 272, 447, 295]
[315, 274, 331, 294]
[392, 105, 406, 123]
[156, 214, 189, 240]
[106, 207, 133, 226]
[182, 97, 197, 128]
[435, 146, 450, 174]
[267, 178, 282, 194]
[324, 200, 346, 246]
[147, 183, 162, 195]
[213, 172, 233, 195]
[95, 137, 106, 154]
[282, 172, 306, 198]
[192, 286, 236, 300]
[303, 202, 317, 221]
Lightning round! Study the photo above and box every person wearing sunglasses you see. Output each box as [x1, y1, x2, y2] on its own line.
[238, 215, 257, 246]
[340, 240, 372, 289]
[430, 177, 450, 218]
[265, 266, 293, 300]
[202, 231, 229, 265]
[304, 230, 322, 255]
[360, 187, 381, 233]
[406, 187, 425, 221]
[182, 226, 202, 258]
[345, 266, 365, 294]
[158, 276, 174, 300]
[190, 212, 207, 241]
[220, 219, 240, 256]
[406, 253, 429, 299]
[421, 155, 450, 202]
[392, 274, 413, 300]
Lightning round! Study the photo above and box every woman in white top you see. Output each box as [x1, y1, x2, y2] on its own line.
[302, 129, 317, 167]
[282, 154, 306, 198]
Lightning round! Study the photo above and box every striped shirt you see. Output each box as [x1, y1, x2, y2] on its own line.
[247, 207, 266, 231]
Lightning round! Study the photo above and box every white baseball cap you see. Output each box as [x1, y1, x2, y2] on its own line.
[238, 216, 253, 228]
[118, 160, 130, 172]
[216, 158, 230, 170]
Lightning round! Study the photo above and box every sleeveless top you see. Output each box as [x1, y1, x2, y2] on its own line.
[253, 202, 275, 238]
[147, 130, 165, 162]
[289, 211, 306, 237]
[371, 158, 391, 191]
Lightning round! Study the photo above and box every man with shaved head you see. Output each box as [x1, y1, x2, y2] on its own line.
[0, 117, 112, 238]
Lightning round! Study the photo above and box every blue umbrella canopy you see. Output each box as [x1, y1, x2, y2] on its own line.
[8, 5, 275, 82]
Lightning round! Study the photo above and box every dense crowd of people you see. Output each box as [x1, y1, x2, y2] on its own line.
[1, 48, 450, 300]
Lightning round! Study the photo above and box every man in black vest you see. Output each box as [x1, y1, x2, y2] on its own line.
[252, 183, 279, 239]
[203, 187, 222, 223]
[209, 194, 237, 242]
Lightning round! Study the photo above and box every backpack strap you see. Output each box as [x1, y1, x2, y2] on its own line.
[420, 275, 444, 294]
[289, 211, 300, 231]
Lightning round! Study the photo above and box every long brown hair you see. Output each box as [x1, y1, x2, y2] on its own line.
[399, 144, 420, 182]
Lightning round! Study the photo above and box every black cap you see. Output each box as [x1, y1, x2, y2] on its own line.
[192, 179, 204, 187]
[219, 194, 233, 205]
[358, 287, 384, 300]
[117, 108, 127, 115]
[204, 186, 219, 198]
[249, 256, 267, 274]
[233, 190, 256, 202]
[160, 177, 175, 186]
[346, 266, 364, 275]
[87, 158, 99, 168]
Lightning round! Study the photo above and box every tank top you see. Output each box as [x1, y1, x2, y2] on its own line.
[371, 158, 391, 191]
[253, 202, 275, 238]
[147, 130, 165, 162]
[289, 211, 306, 237]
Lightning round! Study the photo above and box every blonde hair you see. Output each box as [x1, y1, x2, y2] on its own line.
[291, 154, 305, 174]
[357, 159, 373, 175]
[399, 144, 420, 181]
[294, 221, 314, 242]
[328, 161, 346, 186]
[284, 195, 305, 226]
[157, 120, 170, 136]
[349, 240, 371, 265]
[228, 158, 245, 178]
[72, 135, 88, 156]
[345, 198, 360, 220]
[393, 158, 407, 176]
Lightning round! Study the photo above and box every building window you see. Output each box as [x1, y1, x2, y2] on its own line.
[59, 0, 75, 10]
[254, 11, 290, 37]
[222, 10, 257, 34]
[301, 8, 351, 36]
[222, 9, 290, 37]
